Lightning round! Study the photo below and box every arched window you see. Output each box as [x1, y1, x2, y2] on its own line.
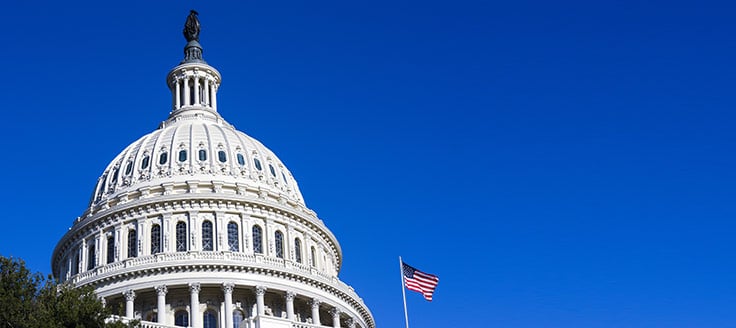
[252, 225, 263, 254]
[227, 222, 239, 252]
[176, 222, 187, 252]
[159, 152, 168, 165]
[203, 310, 217, 328]
[141, 155, 150, 170]
[198, 149, 207, 161]
[71, 251, 79, 275]
[125, 162, 133, 175]
[310, 246, 316, 267]
[282, 172, 289, 185]
[233, 310, 245, 328]
[218, 150, 227, 163]
[151, 224, 161, 254]
[202, 221, 214, 251]
[87, 243, 96, 270]
[237, 153, 245, 166]
[254, 158, 262, 171]
[294, 238, 302, 263]
[269, 164, 276, 177]
[128, 230, 137, 258]
[174, 310, 189, 327]
[275, 231, 284, 259]
[178, 150, 187, 162]
[107, 235, 115, 264]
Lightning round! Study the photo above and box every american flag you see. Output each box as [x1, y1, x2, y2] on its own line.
[402, 262, 440, 301]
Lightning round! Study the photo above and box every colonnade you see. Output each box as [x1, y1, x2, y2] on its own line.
[172, 73, 218, 111]
[119, 283, 360, 328]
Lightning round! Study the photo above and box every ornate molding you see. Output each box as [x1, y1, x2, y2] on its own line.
[222, 282, 235, 294]
[255, 285, 267, 296]
[123, 289, 136, 301]
[155, 284, 168, 296]
[189, 282, 201, 294]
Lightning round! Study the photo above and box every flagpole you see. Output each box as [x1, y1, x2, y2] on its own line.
[399, 256, 410, 328]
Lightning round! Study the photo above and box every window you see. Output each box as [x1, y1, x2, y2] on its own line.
[203, 310, 217, 328]
[228, 222, 239, 252]
[294, 238, 302, 263]
[174, 310, 189, 327]
[87, 243, 96, 270]
[218, 150, 227, 163]
[282, 172, 288, 185]
[269, 164, 276, 177]
[176, 222, 187, 252]
[275, 231, 284, 259]
[125, 162, 133, 175]
[252, 225, 263, 254]
[107, 236, 115, 264]
[254, 158, 262, 171]
[198, 149, 207, 161]
[233, 310, 245, 328]
[141, 156, 150, 169]
[71, 251, 79, 275]
[237, 153, 245, 166]
[151, 224, 161, 254]
[159, 152, 168, 165]
[111, 168, 119, 184]
[202, 221, 213, 251]
[128, 230, 137, 258]
[178, 150, 187, 162]
[311, 246, 316, 267]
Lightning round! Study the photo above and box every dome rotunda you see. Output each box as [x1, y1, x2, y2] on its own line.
[51, 11, 373, 328]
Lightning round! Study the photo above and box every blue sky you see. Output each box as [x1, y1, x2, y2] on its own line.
[2, 1, 736, 327]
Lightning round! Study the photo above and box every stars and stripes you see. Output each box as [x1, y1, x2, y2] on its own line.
[402, 262, 439, 301]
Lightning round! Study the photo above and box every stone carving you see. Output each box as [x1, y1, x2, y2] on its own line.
[255, 285, 267, 296]
[123, 289, 136, 301]
[189, 282, 201, 293]
[222, 282, 235, 294]
[155, 285, 168, 296]
[285, 291, 296, 301]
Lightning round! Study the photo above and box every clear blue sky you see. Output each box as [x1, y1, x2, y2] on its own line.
[2, 1, 735, 327]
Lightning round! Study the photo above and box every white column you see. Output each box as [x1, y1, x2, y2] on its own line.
[255, 286, 266, 316]
[223, 283, 234, 328]
[310, 298, 321, 325]
[123, 289, 135, 319]
[183, 78, 190, 106]
[211, 84, 217, 110]
[330, 308, 341, 328]
[174, 79, 181, 109]
[285, 291, 295, 321]
[189, 283, 201, 328]
[155, 285, 167, 324]
[193, 76, 200, 105]
[203, 78, 210, 107]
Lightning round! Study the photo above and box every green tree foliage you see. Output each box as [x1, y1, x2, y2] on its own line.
[0, 256, 136, 328]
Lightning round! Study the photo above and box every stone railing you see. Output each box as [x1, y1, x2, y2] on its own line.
[74, 251, 365, 306]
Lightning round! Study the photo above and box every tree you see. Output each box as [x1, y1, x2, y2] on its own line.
[0, 256, 136, 328]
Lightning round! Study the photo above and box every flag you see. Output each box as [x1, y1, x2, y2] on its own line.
[402, 262, 439, 301]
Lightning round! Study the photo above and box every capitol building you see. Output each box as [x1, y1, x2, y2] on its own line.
[51, 11, 374, 328]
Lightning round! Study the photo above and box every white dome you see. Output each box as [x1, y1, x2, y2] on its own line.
[88, 115, 304, 214]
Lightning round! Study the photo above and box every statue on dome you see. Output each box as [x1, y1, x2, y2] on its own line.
[183, 10, 200, 42]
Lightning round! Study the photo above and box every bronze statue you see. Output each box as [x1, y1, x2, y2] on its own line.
[183, 10, 200, 42]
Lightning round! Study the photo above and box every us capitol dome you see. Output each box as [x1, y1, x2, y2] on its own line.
[51, 11, 374, 328]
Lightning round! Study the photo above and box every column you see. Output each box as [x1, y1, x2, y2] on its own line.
[255, 286, 267, 316]
[203, 79, 210, 107]
[223, 283, 234, 328]
[329, 308, 341, 328]
[211, 85, 217, 110]
[193, 76, 200, 105]
[174, 79, 180, 109]
[189, 283, 201, 328]
[285, 291, 296, 321]
[123, 289, 135, 319]
[310, 298, 321, 325]
[155, 285, 167, 324]
[346, 317, 356, 328]
[183, 78, 190, 106]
